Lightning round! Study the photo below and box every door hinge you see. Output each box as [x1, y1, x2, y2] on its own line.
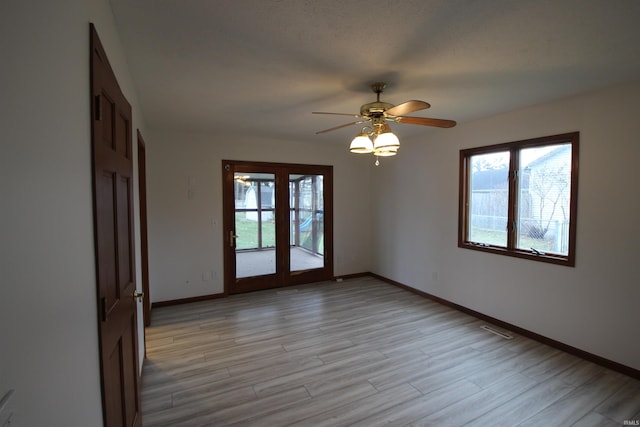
[94, 94, 102, 121]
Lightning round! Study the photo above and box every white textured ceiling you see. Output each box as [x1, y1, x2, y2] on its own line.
[108, 0, 640, 142]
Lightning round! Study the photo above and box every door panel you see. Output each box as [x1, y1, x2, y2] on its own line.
[104, 340, 124, 425]
[223, 161, 333, 294]
[117, 175, 133, 289]
[122, 314, 139, 427]
[97, 171, 118, 309]
[91, 24, 141, 427]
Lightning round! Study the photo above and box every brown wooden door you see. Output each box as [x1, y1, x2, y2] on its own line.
[90, 24, 142, 427]
[222, 160, 334, 294]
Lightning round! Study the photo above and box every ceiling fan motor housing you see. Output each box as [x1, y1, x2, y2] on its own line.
[360, 101, 395, 117]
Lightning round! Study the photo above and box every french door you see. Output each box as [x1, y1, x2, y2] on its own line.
[222, 160, 333, 294]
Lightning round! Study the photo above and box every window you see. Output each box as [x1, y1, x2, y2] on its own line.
[458, 132, 579, 266]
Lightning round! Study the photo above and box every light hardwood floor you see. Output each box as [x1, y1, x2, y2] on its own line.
[141, 277, 640, 426]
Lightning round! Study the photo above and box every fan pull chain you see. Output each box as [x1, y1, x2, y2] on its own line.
[375, 156, 380, 166]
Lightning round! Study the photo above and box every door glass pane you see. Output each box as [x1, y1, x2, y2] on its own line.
[468, 151, 510, 247]
[234, 172, 276, 278]
[517, 144, 572, 255]
[289, 174, 324, 272]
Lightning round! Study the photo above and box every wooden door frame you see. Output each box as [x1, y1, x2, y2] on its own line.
[137, 131, 151, 327]
[222, 160, 334, 294]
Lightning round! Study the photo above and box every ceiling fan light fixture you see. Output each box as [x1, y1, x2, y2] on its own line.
[349, 132, 374, 154]
[314, 82, 455, 165]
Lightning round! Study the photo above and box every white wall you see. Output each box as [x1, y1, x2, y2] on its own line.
[0, 1, 147, 425]
[146, 129, 373, 302]
[371, 81, 640, 371]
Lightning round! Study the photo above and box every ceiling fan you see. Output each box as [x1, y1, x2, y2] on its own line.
[313, 82, 456, 162]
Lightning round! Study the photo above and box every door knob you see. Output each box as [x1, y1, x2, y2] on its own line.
[133, 290, 144, 302]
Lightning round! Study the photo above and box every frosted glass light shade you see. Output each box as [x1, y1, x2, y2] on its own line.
[374, 146, 398, 156]
[349, 133, 374, 153]
[373, 131, 400, 150]
[373, 130, 399, 156]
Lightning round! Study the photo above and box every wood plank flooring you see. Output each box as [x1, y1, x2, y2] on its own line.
[141, 277, 640, 426]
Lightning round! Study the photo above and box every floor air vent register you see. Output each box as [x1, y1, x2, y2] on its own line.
[481, 325, 514, 340]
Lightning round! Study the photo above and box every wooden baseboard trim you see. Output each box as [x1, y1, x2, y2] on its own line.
[153, 275, 353, 307]
[152, 292, 226, 308]
[334, 272, 371, 281]
[369, 272, 640, 380]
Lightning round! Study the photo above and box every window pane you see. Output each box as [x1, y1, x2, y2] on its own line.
[289, 174, 324, 272]
[517, 144, 572, 255]
[468, 151, 510, 247]
[234, 176, 275, 250]
[234, 173, 276, 278]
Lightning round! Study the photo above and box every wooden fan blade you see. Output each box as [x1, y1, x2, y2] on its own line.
[395, 116, 457, 128]
[312, 112, 361, 118]
[385, 100, 430, 116]
[315, 121, 364, 134]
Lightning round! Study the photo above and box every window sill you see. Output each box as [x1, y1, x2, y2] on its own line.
[459, 241, 574, 267]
